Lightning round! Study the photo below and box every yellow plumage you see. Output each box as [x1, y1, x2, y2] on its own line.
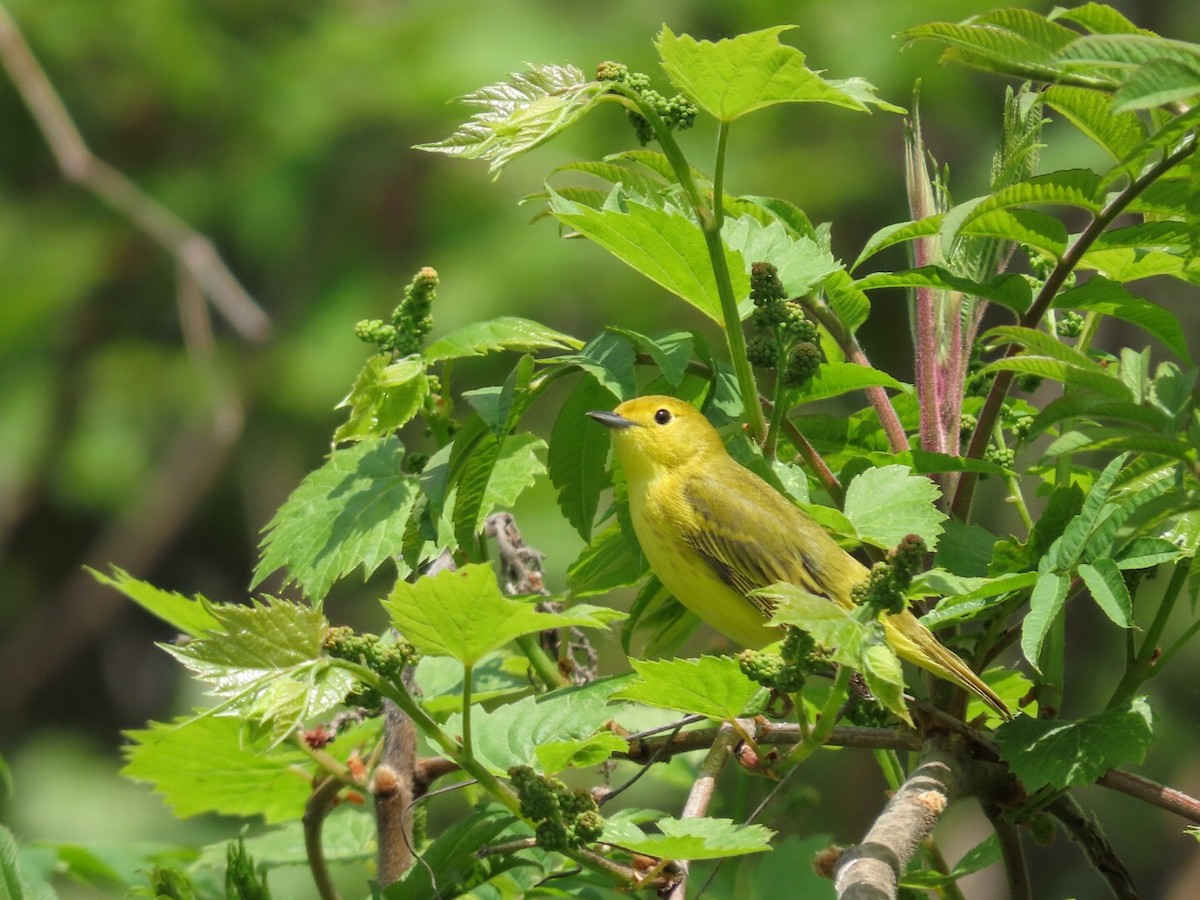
[588, 394, 1010, 720]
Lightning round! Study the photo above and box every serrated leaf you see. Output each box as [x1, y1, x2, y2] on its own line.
[90, 566, 219, 637]
[452, 433, 546, 552]
[822, 268, 871, 335]
[549, 194, 748, 325]
[855, 267, 1033, 313]
[535, 732, 630, 774]
[995, 698, 1154, 790]
[656, 25, 901, 122]
[842, 465, 947, 551]
[162, 600, 354, 745]
[414, 653, 531, 716]
[611, 656, 764, 720]
[549, 375, 616, 542]
[602, 815, 775, 859]
[918, 571, 1039, 629]
[608, 328, 694, 387]
[423, 316, 581, 362]
[982, 356, 1132, 399]
[415, 64, 606, 174]
[386, 807, 517, 898]
[791, 362, 910, 404]
[450, 676, 631, 773]
[122, 716, 312, 823]
[853, 216, 942, 270]
[1043, 84, 1146, 160]
[859, 641, 909, 722]
[763, 583, 874, 668]
[383, 564, 623, 665]
[722, 216, 842, 297]
[334, 354, 428, 443]
[1055, 277, 1193, 363]
[1078, 558, 1133, 627]
[550, 330, 637, 400]
[903, 835, 1001, 888]
[899, 13, 1085, 84]
[968, 667, 1037, 722]
[1053, 453, 1130, 569]
[1114, 537, 1185, 570]
[254, 438, 420, 600]
[1021, 571, 1070, 670]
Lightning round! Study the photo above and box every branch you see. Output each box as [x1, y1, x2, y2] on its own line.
[834, 736, 966, 899]
[0, 3, 270, 343]
[304, 775, 344, 900]
[1047, 794, 1138, 900]
[372, 693, 420, 886]
[620, 721, 920, 765]
[1098, 769, 1200, 824]
[663, 722, 742, 900]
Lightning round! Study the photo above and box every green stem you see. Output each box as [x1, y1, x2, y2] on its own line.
[462, 662, 474, 758]
[787, 664, 854, 767]
[1074, 310, 1102, 354]
[1108, 563, 1187, 708]
[763, 378, 789, 460]
[993, 423, 1033, 530]
[516, 633, 570, 688]
[874, 748, 905, 791]
[712, 121, 730, 228]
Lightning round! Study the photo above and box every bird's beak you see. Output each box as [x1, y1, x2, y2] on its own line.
[586, 410, 636, 429]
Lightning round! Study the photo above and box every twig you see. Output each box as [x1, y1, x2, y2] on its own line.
[0, 3, 270, 343]
[834, 735, 965, 899]
[664, 722, 742, 900]
[303, 775, 344, 900]
[986, 809, 1032, 900]
[620, 722, 921, 765]
[1047, 794, 1139, 900]
[1097, 769, 1200, 824]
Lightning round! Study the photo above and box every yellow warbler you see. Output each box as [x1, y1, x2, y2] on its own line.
[587, 394, 1010, 719]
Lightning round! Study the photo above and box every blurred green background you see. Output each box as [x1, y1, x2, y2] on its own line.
[3, 0, 1199, 896]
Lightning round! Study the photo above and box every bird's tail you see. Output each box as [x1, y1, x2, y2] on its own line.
[883, 611, 1012, 720]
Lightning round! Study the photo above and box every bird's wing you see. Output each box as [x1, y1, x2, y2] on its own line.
[679, 466, 844, 618]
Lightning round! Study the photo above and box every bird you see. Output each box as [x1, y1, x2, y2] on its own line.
[587, 394, 1010, 720]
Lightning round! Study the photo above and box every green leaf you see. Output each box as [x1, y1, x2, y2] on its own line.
[90, 566, 219, 637]
[822, 269, 872, 335]
[1055, 277, 1193, 363]
[452, 676, 632, 773]
[334, 354, 428, 443]
[722, 216, 842, 297]
[611, 656, 764, 720]
[764, 583, 875, 669]
[535, 732, 630, 774]
[254, 437, 420, 600]
[423, 316, 581, 362]
[383, 564, 623, 665]
[608, 328, 694, 387]
[842, 465, 947, 551]
[855, 267, 1033, 313]
[548, 375, 616, 542]
[853, 215, 943, 270]
[656, 25, 901, 122]
[859, 641, 908, 722]
[602, 814, 775, 859]
[1053, 453, 1130, 569]
[967, 668, 1037, 722]
[903, 835, 1001, 888]
[162, 600, 353, 745]
[122, 716, 312, 823]
[995, 698, 1154, 790]
[1021, 571, 1070, 670]
[1043, 85, 1146, 160]
[385, 807, 519, 898]
[1114, 537, 1185, 570]
[415, 65, 607, 174]
[195, 805, 374, 872]
[957, 207, 1068, 258]
[452, 433, 546, 552]
[791, 362, 909, 404]
[1078, 558, 1133, 627]
[567, 520, 648, 597]
[549, 194, 749, 325]
[918, 572, 1039, 630]
[414, 654, 531, 716]
[550, 330, 637, 400]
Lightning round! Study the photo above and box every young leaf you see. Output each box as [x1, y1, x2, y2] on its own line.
[601, 815, 775, 859]
[656, 25, 901, 122]
[535, 732, 630, 774]
[1055, 277, 1193, 364]
[722, 216, 841, 297]
[549, 193, 749, 325]
[764, 584, 873, 668]
[90, 566, 219, 637]
[423, 316, 581, 362]
[607, 328, 695, 387]
[383, 564, 623, 665]
[822, 269, 871, 335]
[791, 362, 910, 404]
[453, 433, 547, 553]
[842, 465, 948, 551]
[414, 65, 607, 174]
[1053, 453, 1130, 569]
[1021, 571, 1070, 670]
[855, 268, 1032, 314]
[122, 716, 313, 823]
[611, 656, 765, 721]
[995, 698, 1154, 790]
[548, 375, 617, 542]
[1078, 558, 1133, 627]
[1042, 85, 1146, 160]
[254, 437, 420, 600]
[549, 330, 637, 400]
[859, 640, 909, 722]
[450, 676, 632, 773]
[334, 354, 428, 443]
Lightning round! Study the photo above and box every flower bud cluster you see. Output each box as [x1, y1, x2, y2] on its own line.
[744, 261, 824, 388]
[508, 765, 604, 851]
[354, 267, 439, 356]
[596, 61, 697, 146]
[851, 534, 927, 616]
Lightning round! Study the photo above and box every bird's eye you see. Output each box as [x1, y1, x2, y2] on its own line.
[654, 408, 672, 425]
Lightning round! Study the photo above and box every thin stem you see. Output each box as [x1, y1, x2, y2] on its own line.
[951, 134, 1199, 520]
[781, 417, 844, 505]
[1098, 768, 1200, 824]
[988, 813, 1033, 900]
[921, 839, 966, 900]
[516, 633, 569, 688]
[304, 775, 344, 900]
[763, 378, 789, 460]
[1108, 563, 1187, 708]
[994, 423, 1033, 530]
[461, 662, 474, 758]
[874, 748, 905, 791]
[712, 121, 731, 229]
[796, 295, 908, 453]
[787, 664, 854, 767]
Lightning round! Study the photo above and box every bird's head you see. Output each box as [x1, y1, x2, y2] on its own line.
[587, 395, 725, 481]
